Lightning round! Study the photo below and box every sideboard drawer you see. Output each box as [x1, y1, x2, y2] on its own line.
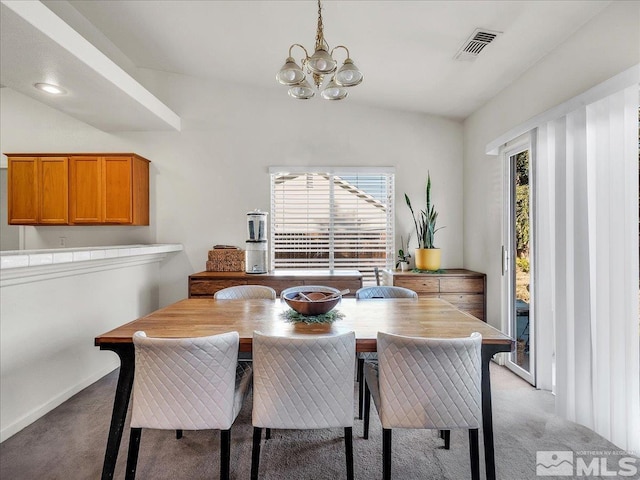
[439, 293, 484, 306]
[383, 269, 486, 321]
[394, 277, 439, 293]
[189, 279, 243, 296]
[304, 279, 362, 294]
[440, 278, 484, 293]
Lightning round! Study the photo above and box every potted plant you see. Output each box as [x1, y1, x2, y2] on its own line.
[396, 234, 411, 271]
[404, 172, 444, 271]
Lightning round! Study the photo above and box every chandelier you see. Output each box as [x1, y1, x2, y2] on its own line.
[276, 0, 363, 100]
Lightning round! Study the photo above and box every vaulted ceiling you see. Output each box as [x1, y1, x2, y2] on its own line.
[0, 0, 610, 131]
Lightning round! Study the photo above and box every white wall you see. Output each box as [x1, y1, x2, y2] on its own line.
[0, 168, 20, 250]
[463, 1, 640, 329]
[0, 259, 160, 441]
[1, 75, 464, 306]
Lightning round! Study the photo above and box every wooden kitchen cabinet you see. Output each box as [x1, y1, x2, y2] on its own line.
[7, 156, 68, 225]
[69, 156, 102, 223]
[382, 268, 486, 321]
[70, 154, 149, 225]
[6, 153, 149, 226]
[189, 270, 363, 299]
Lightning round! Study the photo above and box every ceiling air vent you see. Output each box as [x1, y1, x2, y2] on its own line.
[454, 28, 502, 61]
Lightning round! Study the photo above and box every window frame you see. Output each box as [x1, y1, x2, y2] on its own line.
[269, 166, 395, 285]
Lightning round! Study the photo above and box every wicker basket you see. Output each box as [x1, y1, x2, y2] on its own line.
[207, 248, 245, 272]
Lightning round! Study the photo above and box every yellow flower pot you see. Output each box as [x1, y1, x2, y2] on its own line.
[414, 248, 441, 271]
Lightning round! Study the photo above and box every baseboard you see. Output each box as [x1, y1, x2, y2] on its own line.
[493, 352, 507, 366]
[0, 361, 119, 443]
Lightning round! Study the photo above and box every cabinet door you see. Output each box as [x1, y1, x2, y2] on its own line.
[70, 156, 102, 223]
[131, 157, 149, 225]
[103, 156, 132, 223]
[39, 157, 68, 224]
[8, 157, 38, 224]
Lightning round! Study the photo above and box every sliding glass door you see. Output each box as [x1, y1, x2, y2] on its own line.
[503, 142, 535, 384]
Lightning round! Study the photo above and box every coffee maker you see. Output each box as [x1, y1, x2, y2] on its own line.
[245, 210, 268, 273]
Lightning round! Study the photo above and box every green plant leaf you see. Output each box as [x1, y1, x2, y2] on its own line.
[404, 171, 444, 249]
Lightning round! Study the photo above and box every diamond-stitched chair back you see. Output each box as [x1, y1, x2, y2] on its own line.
[127, 331, 252, 479]
[377, 331, 482, 430]
[214, 285, 277, 300]
[131, 331, 249, 431]
[355, 286, 418, 299]
[252, 331, 356, 429]
[250, 331, 357, 479]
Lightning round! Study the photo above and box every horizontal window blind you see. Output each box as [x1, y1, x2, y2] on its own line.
[270, 169, 394, 285]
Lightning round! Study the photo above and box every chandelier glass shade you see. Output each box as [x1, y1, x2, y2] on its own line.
[276, 57, 306, 85]
[276, 0, 362, 100]
[307, 47, 337, 75]
[321, 78, 348, 101]
[289, 80, 316, 100]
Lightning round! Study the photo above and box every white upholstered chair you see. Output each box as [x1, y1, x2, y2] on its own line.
[214, 285, 277, 300]
[250, 331, 356, 480]
[214, 285, 276, 364]
[355, 285, 418, 299]
[125, 331, 252, 480]
[363, 332, 483, 480]
[354, 285, 418, 419]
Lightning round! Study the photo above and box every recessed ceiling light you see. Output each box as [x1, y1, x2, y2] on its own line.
[34, 83, 66, 95]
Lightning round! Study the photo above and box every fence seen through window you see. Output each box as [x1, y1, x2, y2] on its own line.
[270, 169, 394, 285]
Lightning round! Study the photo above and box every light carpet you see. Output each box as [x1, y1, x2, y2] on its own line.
[0, 364, 634, 479]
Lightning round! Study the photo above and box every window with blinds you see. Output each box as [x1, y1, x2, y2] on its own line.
[270, 167, 394, 286]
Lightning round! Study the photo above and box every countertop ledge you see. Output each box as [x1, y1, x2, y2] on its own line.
[1, 244, 183, 270]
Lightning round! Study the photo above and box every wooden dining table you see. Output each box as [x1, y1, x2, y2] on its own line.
[95, 297, 513, 480]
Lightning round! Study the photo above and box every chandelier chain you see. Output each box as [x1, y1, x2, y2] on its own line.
[315, 0, 325, 51]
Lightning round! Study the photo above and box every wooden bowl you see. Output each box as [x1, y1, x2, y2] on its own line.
[281, 285, 341, 316]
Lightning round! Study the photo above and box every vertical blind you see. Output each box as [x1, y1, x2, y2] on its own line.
[534, 85, 639, 452]
[270, 168, 394, 285]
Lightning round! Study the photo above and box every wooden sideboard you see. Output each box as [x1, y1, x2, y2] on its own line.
[188, 269, 363, 298]
[382, 268, 486, 321]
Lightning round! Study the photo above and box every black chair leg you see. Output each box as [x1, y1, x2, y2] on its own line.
[382, 428, 392, 480]
[363, 380, 371, 439]
[176, 429, 183, 439]
[125, 428, 142, 480]
[469, 428, 480, 480]
[357, 358, 364, 419]
[266, 428, 271, 440]
[251, 427, 262, 480]
[443, 429, 451, 449]
[220, 429, 231, 480]
[344, 427, 354, 480]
